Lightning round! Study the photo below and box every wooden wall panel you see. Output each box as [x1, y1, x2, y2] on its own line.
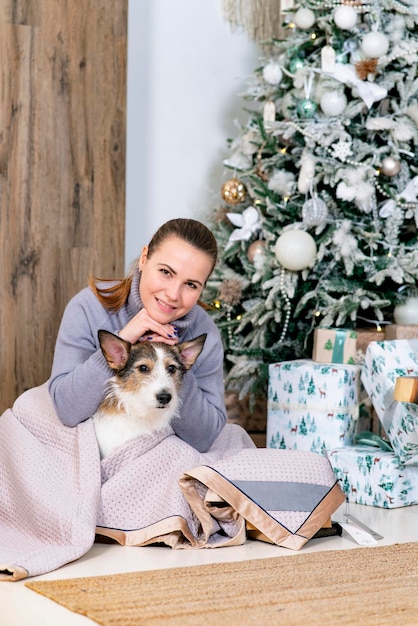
[0, 1, 127, 412]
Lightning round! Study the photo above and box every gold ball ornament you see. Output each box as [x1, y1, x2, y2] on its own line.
[247, 240, 266, 262]
[221, 178, 247, 205]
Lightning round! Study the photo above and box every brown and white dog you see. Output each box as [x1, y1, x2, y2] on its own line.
[93, 330, 206, 458]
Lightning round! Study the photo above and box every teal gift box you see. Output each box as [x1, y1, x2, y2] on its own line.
[361, 339, 418, 465]
[267, 360, 360, 455]
[312, 328, 357, 364]
[329, 446, 418, 508]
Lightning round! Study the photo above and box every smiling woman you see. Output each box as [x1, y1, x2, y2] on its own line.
[48, 218, 226, 452]
[137, 237, 213, 329]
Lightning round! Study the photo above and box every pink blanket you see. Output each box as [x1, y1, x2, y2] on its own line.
[0, 384, 345, 581]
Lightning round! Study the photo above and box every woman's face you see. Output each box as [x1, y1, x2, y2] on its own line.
[138, 235, 213, 323]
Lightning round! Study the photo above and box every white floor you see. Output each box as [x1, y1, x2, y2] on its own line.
[2, 502, 418, 626]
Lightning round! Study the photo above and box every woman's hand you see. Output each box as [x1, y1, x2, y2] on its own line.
[118, 309, 179, 345]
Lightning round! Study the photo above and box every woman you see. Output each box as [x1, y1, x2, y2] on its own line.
[48, 218, 226, 452]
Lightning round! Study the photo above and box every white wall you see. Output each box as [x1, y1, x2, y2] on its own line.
[125, 0, 259, 267]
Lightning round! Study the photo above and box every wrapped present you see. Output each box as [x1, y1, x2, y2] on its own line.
[355, 327, 386, 361]
[312, 328, 357, 364]
[329, 445, 418, 508]
[267, 360, 360, 455]
[361, 340, 418, 465]
[385, 324, 418, 340]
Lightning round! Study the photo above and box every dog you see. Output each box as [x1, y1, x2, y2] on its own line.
[92, 330, 207, 458]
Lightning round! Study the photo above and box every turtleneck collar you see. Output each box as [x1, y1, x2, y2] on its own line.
[127, 266, 199, 339]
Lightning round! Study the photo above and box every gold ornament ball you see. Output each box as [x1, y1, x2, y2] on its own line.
[381, 157, 401, 177]
[221, 178, 247, 205]
[247, 240, 266, 262]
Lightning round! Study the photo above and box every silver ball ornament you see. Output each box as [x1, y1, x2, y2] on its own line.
[302, 197, 328, 227]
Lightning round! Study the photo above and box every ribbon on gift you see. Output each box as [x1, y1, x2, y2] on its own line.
[272, 401, 359, 416]
[354, 431, 393, 452]
[333, 329, 348, 363]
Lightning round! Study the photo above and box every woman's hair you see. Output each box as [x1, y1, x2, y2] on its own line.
[89, 218, 218, 312]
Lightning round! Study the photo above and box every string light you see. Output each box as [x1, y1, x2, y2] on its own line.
[357, 315, 391, 329]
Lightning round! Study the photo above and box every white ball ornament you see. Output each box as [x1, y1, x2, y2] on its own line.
[333, 6, 358, 30]
[263, 62, 283, 86]
[394, 297, 418, 325]
[274, 230, 317, 271]
[294, 8, 316, 30]
[361, 32, 389, 58]
[320, 91, 347, 116]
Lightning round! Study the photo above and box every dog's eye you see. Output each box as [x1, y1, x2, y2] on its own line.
[138, 364, 149, 373]
[167, 365, 177, 375]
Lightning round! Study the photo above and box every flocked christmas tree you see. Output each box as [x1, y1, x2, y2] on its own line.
[205, 0, 418, 399]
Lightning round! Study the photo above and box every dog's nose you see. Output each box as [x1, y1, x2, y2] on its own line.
[156, 392, 172, 405]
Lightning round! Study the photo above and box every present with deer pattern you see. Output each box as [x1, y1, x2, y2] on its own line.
[361, 339, 418, 465]
[329, 446, 418, 509]
[267, 360, 360, 455]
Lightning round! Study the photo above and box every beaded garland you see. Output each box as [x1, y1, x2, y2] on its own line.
[278, 268, 292, 344]
[288, 121, 418, 213]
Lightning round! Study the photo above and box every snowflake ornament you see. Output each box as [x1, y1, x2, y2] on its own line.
[331, 140, 353, 162]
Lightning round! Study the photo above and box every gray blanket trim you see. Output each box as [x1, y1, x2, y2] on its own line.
[230, 480, 330, 511]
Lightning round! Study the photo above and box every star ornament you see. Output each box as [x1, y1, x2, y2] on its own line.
[226, 206, 262, 247]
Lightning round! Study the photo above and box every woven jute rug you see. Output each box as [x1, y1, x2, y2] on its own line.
[26, 542, 418, 626]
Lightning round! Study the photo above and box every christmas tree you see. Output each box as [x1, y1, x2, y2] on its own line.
[205, 0, 418, 400]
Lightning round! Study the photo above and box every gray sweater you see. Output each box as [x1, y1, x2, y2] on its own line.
[48, 269, 227, 452]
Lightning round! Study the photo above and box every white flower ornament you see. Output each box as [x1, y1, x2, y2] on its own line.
[226, 206, 262, 247]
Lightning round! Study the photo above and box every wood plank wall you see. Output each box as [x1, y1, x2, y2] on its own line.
[0, 1, 127, 412]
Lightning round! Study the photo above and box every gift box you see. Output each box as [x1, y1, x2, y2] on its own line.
[267, 360, 360, 455]
[385, 324, 418, 340]
[355, 327, 386, 361]
[312, 328, 357, 364]
[329, 446, 418, 508]
[361, 340, 418, 465]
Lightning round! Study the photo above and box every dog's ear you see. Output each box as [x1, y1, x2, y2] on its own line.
[98, 330, 131, 371]
[177, 334, 207, 370]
